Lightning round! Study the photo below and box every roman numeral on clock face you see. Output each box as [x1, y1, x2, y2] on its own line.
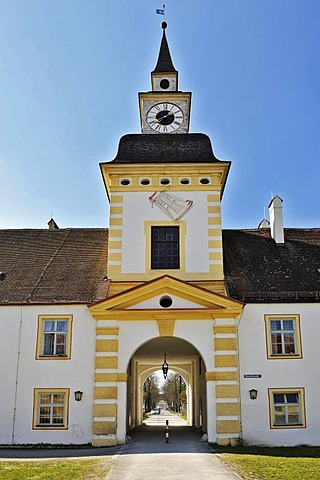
[147, 102, 184, 132]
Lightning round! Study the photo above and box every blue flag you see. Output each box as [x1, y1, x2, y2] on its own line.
[156, 9, 165, 15]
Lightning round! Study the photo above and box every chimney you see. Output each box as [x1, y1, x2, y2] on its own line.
[268, 196, 284, 244]
[47, 218, 59, 230]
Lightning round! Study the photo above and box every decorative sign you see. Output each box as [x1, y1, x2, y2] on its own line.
[244, 374, 262, 378]
[149, 191, 193, 220]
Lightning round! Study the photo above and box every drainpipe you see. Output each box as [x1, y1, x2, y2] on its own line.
[12, 306, 23, 445]
[236, 309, 244, 445]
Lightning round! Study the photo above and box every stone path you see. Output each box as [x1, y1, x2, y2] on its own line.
[106, 412, 240, 480]
[0, 411, 241, 480]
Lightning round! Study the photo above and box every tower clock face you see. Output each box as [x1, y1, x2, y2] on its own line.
[147, 102, 184, 133]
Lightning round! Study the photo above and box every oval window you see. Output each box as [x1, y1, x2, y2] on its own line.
[199, 178, 210, 185]
[160, 178, 170, 185]
[180, 178, 190, 185]
[120, 179, 131, 186]
[140, 179, 150, 186]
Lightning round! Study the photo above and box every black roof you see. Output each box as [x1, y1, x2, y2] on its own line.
[223, 228, 320, 302]
[107, 134, 223, 164]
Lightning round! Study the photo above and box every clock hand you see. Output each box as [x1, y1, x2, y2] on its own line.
[158, 111, 174, 123]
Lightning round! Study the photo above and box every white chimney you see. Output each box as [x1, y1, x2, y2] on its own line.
[268, 196, 284, 244]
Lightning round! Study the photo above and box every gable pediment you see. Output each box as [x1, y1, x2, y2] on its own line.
[89, 275, 243, 320]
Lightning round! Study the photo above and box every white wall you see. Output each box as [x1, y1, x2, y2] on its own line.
[121, 191, 219, 274]
[0, 305, 96, 445]
[239, 303, 320, 446]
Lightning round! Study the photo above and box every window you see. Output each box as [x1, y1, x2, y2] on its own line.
[33, 388, 69, 430]
[36, 315, 73, 360]
[268, 388, 306, 429]
[151, 226, 180, 269]
[144, 221, 186, 273]
[265, 314, 302, 359]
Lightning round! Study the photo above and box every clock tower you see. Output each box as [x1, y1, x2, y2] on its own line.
[139, 22, 191, 134]
[100, 22, 231, 296]
[93, 24, 243, 449]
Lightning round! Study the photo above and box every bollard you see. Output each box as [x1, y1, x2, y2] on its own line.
[165, 419, 169, 443]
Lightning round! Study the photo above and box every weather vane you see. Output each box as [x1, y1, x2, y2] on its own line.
[156, 4, 166, 22]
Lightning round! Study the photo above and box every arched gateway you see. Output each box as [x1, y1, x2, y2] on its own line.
[129, 336, 204, 430]
[89, 23, 243, 447]
[90, 277, 242, 446]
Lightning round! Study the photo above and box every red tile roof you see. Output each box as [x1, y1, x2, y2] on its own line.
[0, 228, 108, 304]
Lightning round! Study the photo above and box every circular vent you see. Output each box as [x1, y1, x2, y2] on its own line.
[159, 296, 173, 308]
[160, 79, 170, 89]
[120, 179, 131, 186]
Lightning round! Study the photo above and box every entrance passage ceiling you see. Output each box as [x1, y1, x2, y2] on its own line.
[134, 337, 199, 365]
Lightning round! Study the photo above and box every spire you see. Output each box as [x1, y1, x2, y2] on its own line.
[152, 22, 177, 73]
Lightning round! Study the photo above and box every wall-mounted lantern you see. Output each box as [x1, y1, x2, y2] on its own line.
[74, 390, 83, 401]
[249, 389, 258, 400]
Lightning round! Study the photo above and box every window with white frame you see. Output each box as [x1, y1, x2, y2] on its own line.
[36, 315, 73, 360]
[265, 314, 302, 359]
[269, 388, 306, 429]
[33, 388, 69, 429]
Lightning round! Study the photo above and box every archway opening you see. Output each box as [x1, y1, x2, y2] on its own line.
[126, 336, 207, 434]
[142, 370, 187, 426]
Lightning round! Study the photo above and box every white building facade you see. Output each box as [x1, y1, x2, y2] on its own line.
[1, 23, 320, 448]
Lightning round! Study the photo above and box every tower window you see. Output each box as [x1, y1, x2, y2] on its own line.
[160, 79, 170, 89]
[180, 178, 190, 185]
[160, 178, 171, 185]
[199, 178, 210, 185]
[140, 178, 151, 186]
[151, 226, 180, 269]
[120, 179, 131, 186]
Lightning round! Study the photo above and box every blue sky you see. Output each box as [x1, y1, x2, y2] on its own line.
[1, 0, 319, 229]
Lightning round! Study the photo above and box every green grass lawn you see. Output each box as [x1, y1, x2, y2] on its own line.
[214, 446, 320, 480]
[0, 457, 112, 480]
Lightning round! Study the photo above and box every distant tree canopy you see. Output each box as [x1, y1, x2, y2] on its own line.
[162, 373, 186, 412]
[143, 374, 161, 412]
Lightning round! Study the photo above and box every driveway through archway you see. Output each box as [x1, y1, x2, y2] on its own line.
[126, 336, 207, 436]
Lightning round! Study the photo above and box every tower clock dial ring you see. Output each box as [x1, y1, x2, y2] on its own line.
[147, 102, 184, 133]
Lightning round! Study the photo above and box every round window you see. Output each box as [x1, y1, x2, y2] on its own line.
[120, 179, 131, 186]
[160, 79, 170, 89]
[159, 296, 173, 308]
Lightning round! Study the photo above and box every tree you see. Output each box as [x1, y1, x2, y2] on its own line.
[162, 373, 186, 412]
[143, 374, 160, 412]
